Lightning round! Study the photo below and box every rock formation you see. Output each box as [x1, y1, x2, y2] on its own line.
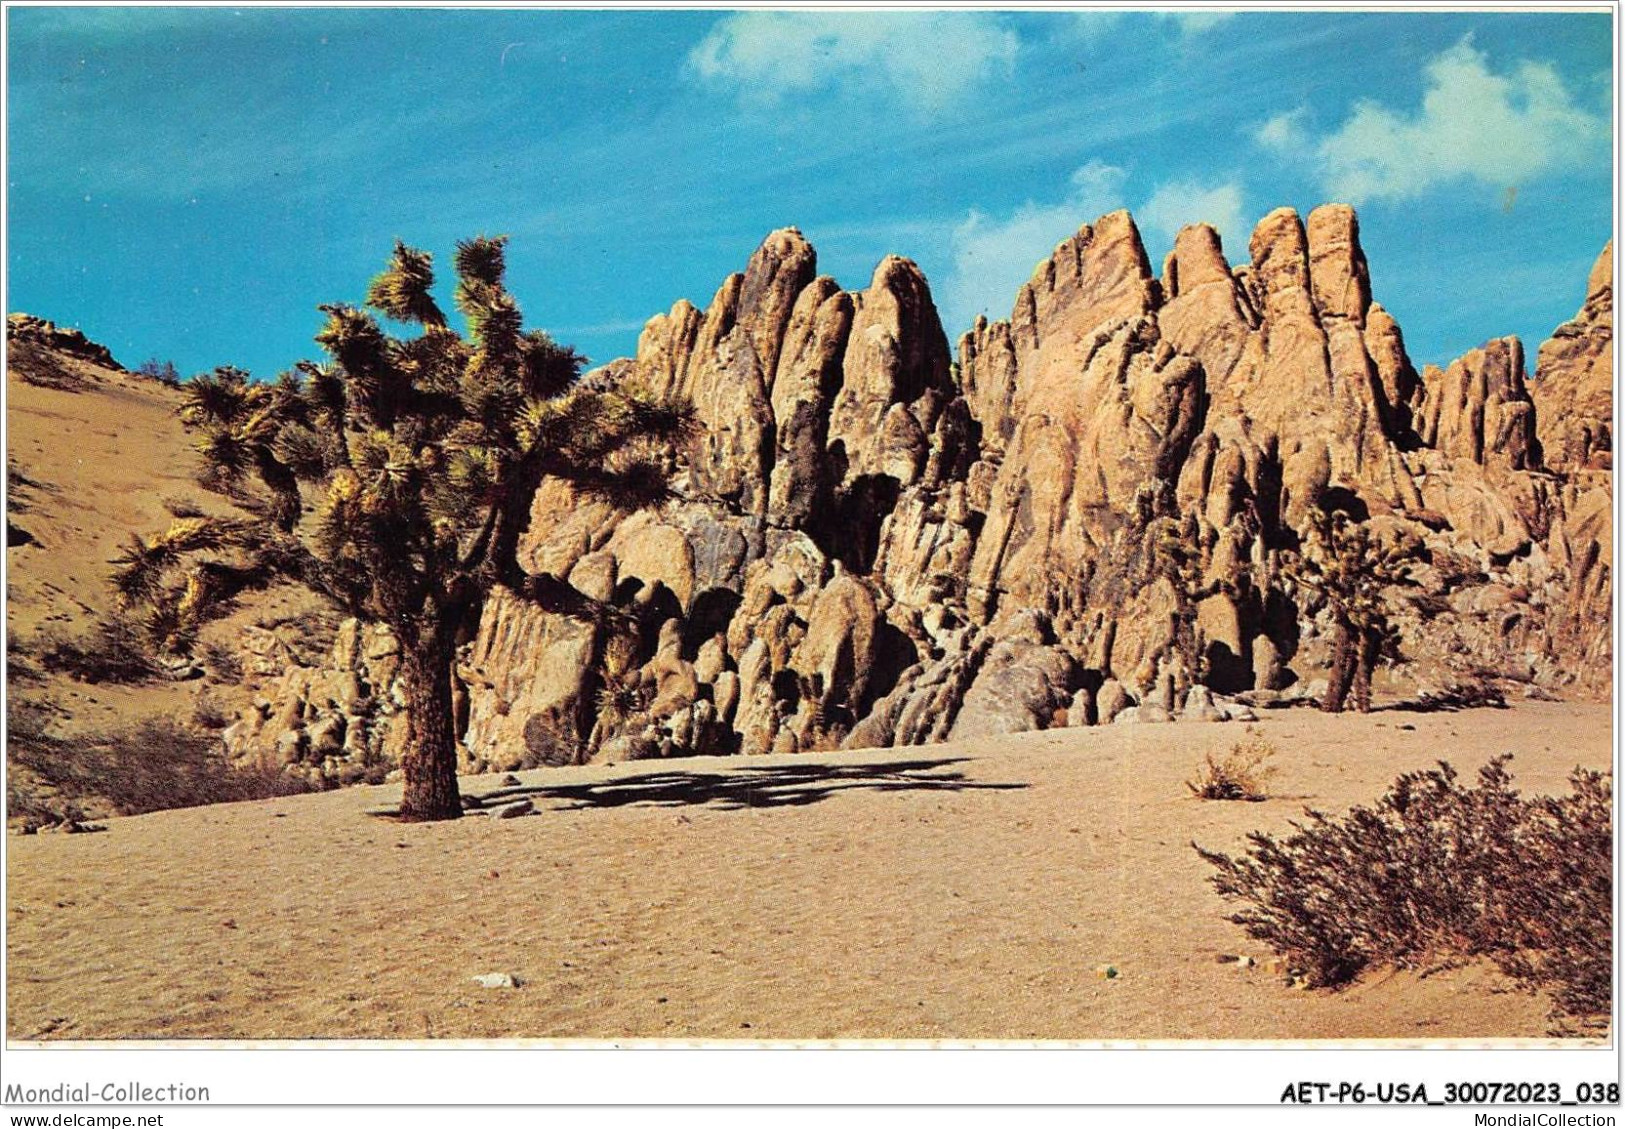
[7, 313, 123, 371]
[1532, 242, 1613, 473]
[227, 206, 1614, 781]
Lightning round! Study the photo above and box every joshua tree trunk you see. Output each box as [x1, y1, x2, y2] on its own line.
[1351, 627, 1378, 714]
[1323, 618, 1357, 713]
[397, 627, 462, 822]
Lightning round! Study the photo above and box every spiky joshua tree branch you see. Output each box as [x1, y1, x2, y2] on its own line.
[113, 236, 691, 820]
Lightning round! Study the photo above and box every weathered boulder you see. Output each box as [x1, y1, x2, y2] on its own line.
[947, 637, 1080, 741]
[1095, 679, 1133, 724]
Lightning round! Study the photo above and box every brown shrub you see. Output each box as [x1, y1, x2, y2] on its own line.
[1491, 768, 1612, 1026]
[191, 689, 233, 730]
[522, 712, 579, 768]
[8, 340, 89, 390]
[1187, 736, 1278, 801]
[1194, 755, 1611, 1027]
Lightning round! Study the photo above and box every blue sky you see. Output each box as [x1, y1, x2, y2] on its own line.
[5, 7, 1614, 381]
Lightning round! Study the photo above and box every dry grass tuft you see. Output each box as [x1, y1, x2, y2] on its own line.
[1187, 736, 1278, 802]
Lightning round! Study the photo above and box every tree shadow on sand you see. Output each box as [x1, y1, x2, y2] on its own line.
[462, 757, 1026, 814]
[1379, 686, 1512, 714]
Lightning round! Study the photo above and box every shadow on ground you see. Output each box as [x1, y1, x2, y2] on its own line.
[466, 757, 1026, 813]
[1381, 690, 1512, 714]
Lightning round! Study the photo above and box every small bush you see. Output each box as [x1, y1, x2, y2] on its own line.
[9, 341, 88, 390]
[1194, 755, 1611, 1027]
[34, 616, 156, 684]
[1187, 736, 1277, 801]
[192, 689, 233, 730]
[7, 773, 91, 832]
[1492, 768, 1612, 1026]
[137, 358, 182, 387]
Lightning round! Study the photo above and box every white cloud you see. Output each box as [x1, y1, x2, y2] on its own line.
[942, 161, 1128, 330]
[1058, 9, 1233, 45]
[1138, 179, 1247, 248]
[1253, 107, 1310, 152]
[1054, 11, 1127, 45]
[1166, 11, 1236, 37]
[1260, 38, 1607, 202]
[686, 12, 1019, 113]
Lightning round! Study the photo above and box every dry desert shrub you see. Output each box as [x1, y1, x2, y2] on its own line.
[9, 339, 89, 390]
[1491, 768, 1612, 1024]
[1194, 755, 1611, 1027]
[8, 701, 305, 822]
[191, 689, 233, 731]
[522, 711, 580, 769]
[1414, 679, 1509, 711]
[1187, 736, 1278, 802]
[137, 358, 183, 387]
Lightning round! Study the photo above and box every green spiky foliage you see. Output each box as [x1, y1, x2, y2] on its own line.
[1285, 510, 1419, 713]
[115, 236, 691, 820]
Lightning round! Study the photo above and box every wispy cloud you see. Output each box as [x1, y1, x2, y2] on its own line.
[1054, 9, 1235, 46]
[548, 317, 656, 338]
[1256, 37, 1607, 202]
[685, 11, 1019, 114]
[1168, 11, 1237, 37]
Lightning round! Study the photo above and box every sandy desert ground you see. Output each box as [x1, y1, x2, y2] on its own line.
[5, 699, 1609, 1043]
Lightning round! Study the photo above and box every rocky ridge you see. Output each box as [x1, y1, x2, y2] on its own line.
[7, 313, 123, 372]
[226, 207, 1614, 782]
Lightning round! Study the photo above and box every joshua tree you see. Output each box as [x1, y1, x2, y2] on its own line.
[112, 237, 688, 820]
[1146, 510, 1228, 687]
[1285, 510, 1416, 713]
